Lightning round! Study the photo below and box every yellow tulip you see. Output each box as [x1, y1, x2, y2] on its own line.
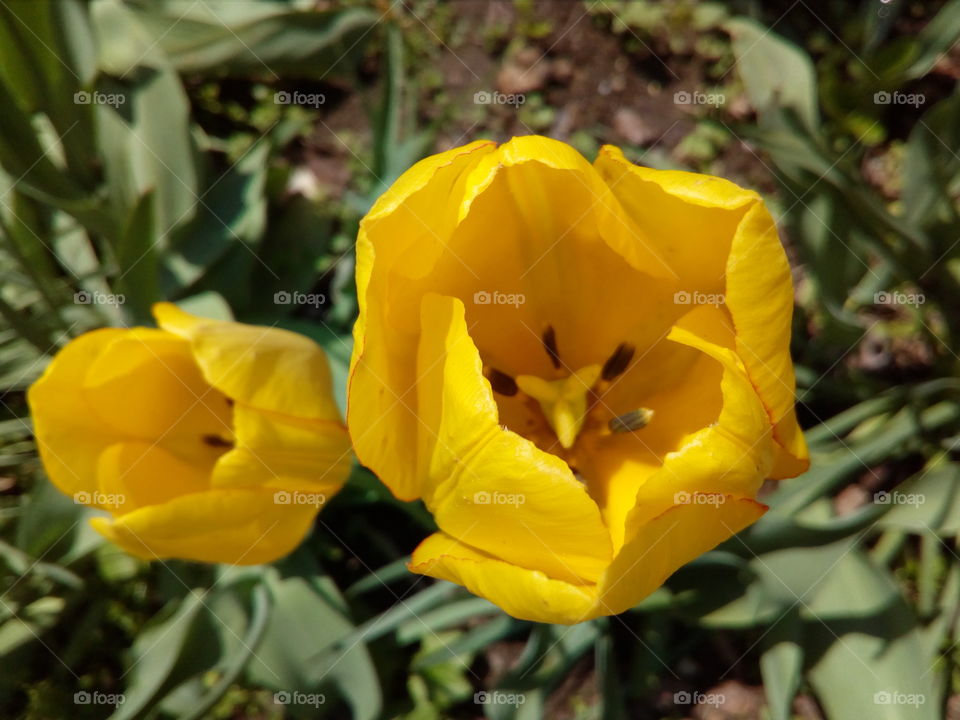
[28, 303, 352, 565]
[348, 136, 809, 624]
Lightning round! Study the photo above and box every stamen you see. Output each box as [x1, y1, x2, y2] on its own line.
[202, 434, 234, 449]
[601, 342, 635, 381]
[542, 325, 561, 369]
[486, 368, 518, 397]
[608, 408, 654, 433]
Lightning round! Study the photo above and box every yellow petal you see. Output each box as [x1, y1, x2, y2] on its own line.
[594, 145, 755, 292]
[348, 141, 497, 501]
[89, 488, 318, 565]
[153, 302, 341, 423]
[349, 137, 680, 500]
[81, 327, 232, 468]
[636, 305, 775, 519]
[459, 135, 676, 280]
[725, 202, 809, 477]
[27, 328, 128, 498]
[212, 401, 352, 495]
[593, 146, 808, 477]
[96, 441, 210, 514]
[596, 495, 767, 614]
[416, 293, 612, 584]
[410, 532, 599, 625]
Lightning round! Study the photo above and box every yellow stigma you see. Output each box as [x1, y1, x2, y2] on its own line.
[515, 364, 602, 449]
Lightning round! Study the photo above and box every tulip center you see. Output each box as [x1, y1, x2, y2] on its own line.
[515, 364, 602, 449]
[486, 329, 655, 458]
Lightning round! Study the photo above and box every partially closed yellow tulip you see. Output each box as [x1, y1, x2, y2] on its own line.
[28, 303, 352, 565]
[348, 136, 809, 624]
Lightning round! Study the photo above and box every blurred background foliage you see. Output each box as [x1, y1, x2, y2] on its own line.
[0, 1, 959, 718]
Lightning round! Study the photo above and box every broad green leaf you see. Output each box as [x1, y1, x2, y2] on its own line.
[247, 569, 381, 720]
[877, 463, 960, 534]
[123, 1, 378, 77]
[110, 591, 221, 720]
[760, 612, 804, 720]
[808, 591, 939, 718]
[725, 18, 819, 129]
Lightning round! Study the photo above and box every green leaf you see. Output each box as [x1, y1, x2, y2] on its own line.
[114, 190, 159, 323]
[412, 615, 517, 670]
[110, 590, 221, 720]
[902, 94, 960, 233]
[725, 18, 819, 130]
[163, 139, 269, 300]
[877, 463, 960, 534]
[247, 569, 381, 720]
[905, 0, 960, 79]
[807, 583, 940, 718]
[123, 1, 379, 77]
[759, 612, 804, 720]
[398, 597, 501, 645]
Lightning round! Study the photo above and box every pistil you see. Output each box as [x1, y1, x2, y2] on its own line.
[515, 364, 602, 449]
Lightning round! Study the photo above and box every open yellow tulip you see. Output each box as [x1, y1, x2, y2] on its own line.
[28, 303, 352, 565]
[348, 136, 809, 624]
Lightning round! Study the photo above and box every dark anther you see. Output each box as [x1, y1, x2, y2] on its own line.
[608, 408, 653, 433]
[601, 342, 635, 381]
[202, 434, 234, 448]
[542, 325, 561, 369]
[487, 368, 518, 397]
